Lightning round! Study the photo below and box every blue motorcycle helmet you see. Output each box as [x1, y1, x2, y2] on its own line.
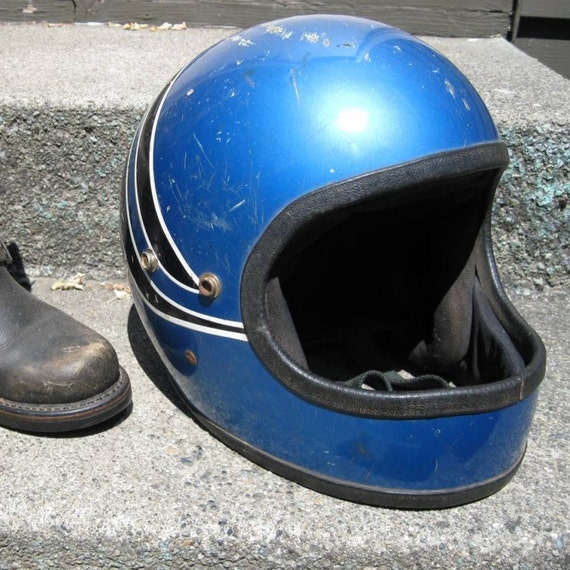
[122, 15, 546, 508]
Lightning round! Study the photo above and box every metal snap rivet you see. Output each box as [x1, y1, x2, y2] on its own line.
[185, 350, 198, 366]
[140, 248, 159, 272]
[198, 272, 222, 299]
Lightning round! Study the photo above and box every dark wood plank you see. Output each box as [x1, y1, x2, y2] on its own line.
[515, 37, 570, 78]
[520, 0, 570, 19]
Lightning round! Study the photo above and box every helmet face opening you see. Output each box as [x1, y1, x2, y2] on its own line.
[123, 14, 546, 508]
[242, 145, 540, 420]
[267, 170, 506, 385]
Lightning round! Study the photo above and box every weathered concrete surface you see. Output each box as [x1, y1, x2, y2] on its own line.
[0, 22, 568, 569]
[0, 24, 232, 278]
[0, 24, 569, 289]
[0, 278, 567, 568]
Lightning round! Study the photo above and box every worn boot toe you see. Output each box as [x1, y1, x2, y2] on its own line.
[0, 266, 131, 432]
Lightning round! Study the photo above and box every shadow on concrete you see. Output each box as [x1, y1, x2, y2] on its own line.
[127, 304, 195, 420]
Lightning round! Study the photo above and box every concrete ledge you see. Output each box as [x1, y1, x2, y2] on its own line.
[0, 24, 569, 567]
[0, 279, 568, 568]
[1, 24, 232, 279]
[0, 23, 569, 289]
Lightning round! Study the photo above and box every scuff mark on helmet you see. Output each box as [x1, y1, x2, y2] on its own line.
[263, 23, 294, 40]
[444, 78, 456, 98]
[301, 32, 320, 44]
[230, 35, 254, 48]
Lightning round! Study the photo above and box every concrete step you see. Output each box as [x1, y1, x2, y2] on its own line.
[0, 277, 567, 568]
[0, 23, 569, 290]
[0, 21, 568, 569]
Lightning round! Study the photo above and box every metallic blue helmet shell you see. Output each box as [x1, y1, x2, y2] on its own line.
[122, 15, 545, 508]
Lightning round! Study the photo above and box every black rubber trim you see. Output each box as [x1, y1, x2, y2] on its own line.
[190, 403, 525, 509]
[241, 143, 546, 419]
[474, 208, 547, 400]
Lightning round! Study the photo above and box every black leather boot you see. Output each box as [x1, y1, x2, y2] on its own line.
[0, 241, 131, 432]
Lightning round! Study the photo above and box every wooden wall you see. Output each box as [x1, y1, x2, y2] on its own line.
[514, 0, 570, 79]
[2, 1, 514, 38]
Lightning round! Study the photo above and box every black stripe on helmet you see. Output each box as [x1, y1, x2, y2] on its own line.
[135, 87, 200, 291]
[124, 228, 244, 336]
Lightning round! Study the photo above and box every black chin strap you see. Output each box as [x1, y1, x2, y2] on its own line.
[342, 369, 452, 391]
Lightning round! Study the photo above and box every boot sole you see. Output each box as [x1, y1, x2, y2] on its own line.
[0, 367, 132, 433]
